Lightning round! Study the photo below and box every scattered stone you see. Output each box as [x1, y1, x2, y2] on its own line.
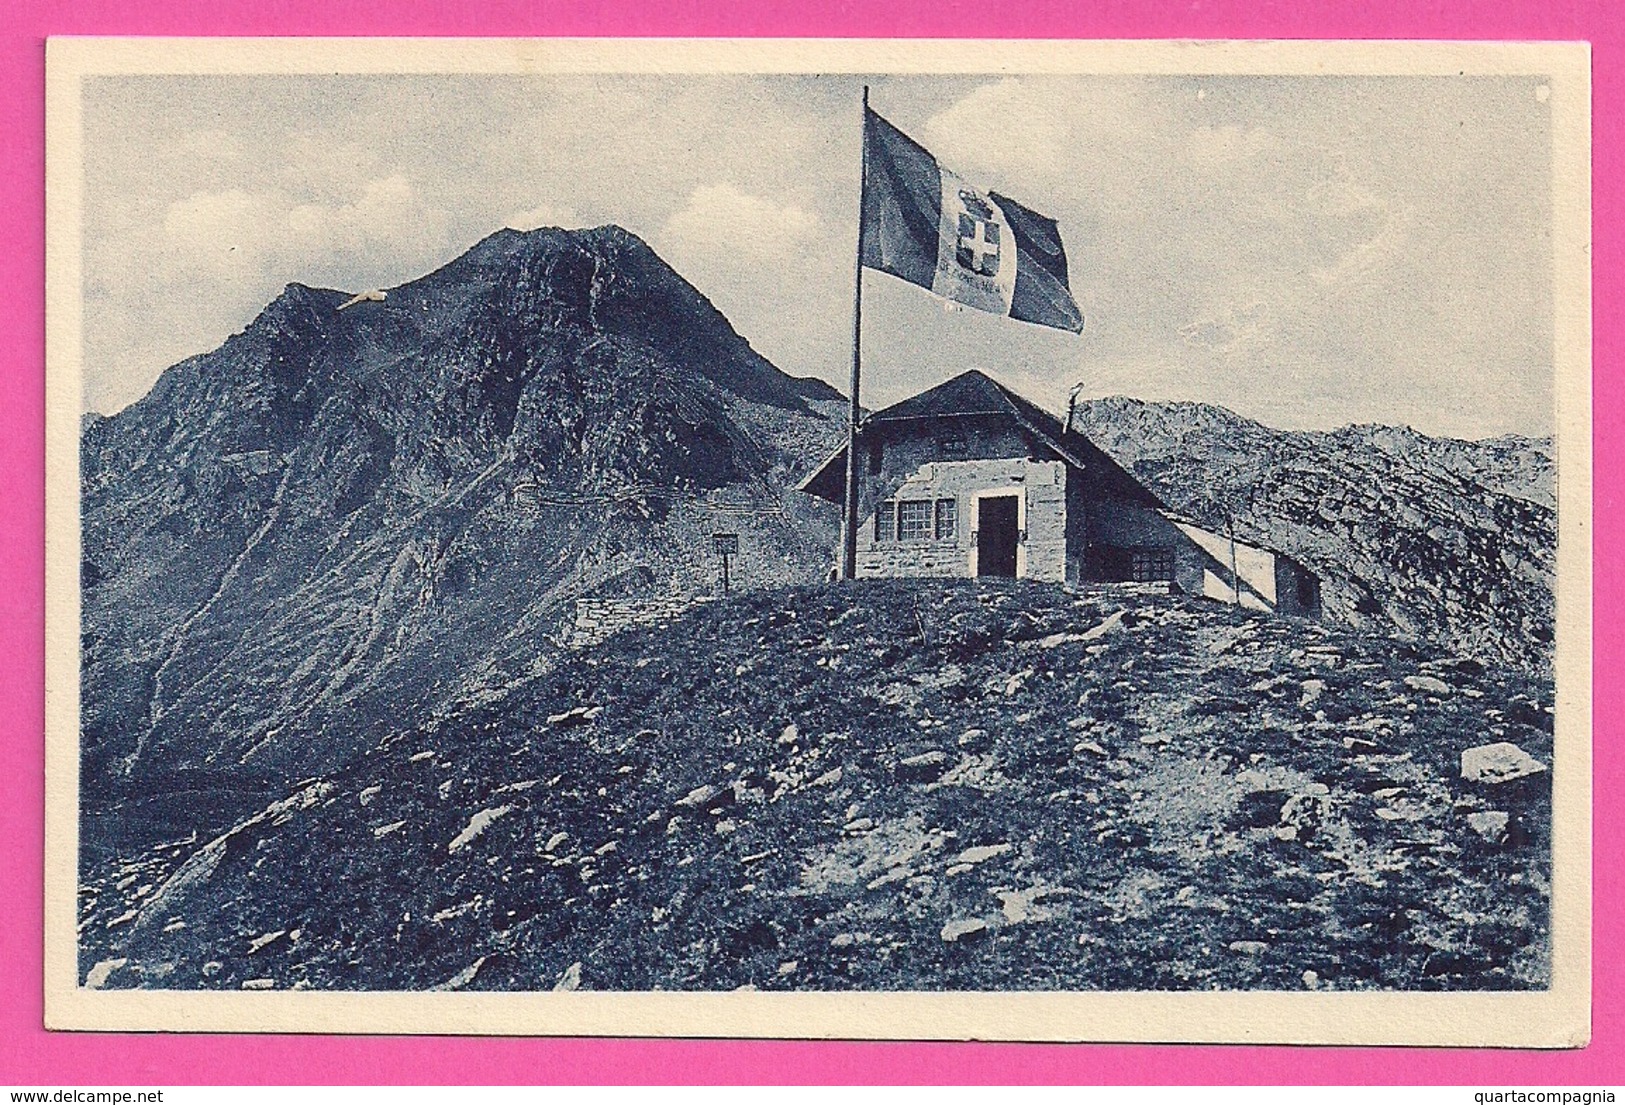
[84, 958, 126, 989]
[545, 831, 570, 852]
[1405, 674, 1452, 696]
[547, 706, 601, 727]
[1300, 679, 1326, 707]
[1466, 810, 1512, 844]
[941, 918, 990, 943]
[777, 960, 799, 976]
[1038, 632, 1085, 649]
[675, 784, 723, 809]
[1301, 970, 1319, 989]
[554, 962, 582, 992]
[241, 978, 276, 990]
[867, 867, 910, 890]
[1461, 742, 1547, 785]
[945, 863, 974, 876]
[998, 886, 1061, 924]
[896, 750, 949, 783]
[447, 805, 513, 853]
[955, 843, 1012, 865]
[408, 750, 435, 763]
[358, 786, 382, 806]
[958, 728, 991, 752]
[247, 930, 286, 954]
[1080, 611, 1125, 641]
[1228, 941, 1269, 956]
[811, 767, 844, 787]
[1073, 740, 1108, 757]
[778, 724, 800, 747]
[431, 956, 488, 991]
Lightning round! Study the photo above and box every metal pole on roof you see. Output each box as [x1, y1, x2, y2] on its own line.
[839, 84, 870, 580]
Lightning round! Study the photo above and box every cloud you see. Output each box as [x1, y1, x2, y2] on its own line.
[922, 78, 1069, 181]
[1180, 301, 1273, 353]
[85, 173, 459, 412]
[159, 188, 287, 283]
[77, 73, 1555, 437]
[659, 184, 818, 267]
[159, 175, 452, 288]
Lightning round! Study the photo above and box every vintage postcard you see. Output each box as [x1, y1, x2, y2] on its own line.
[43, 38, 1591, 1043]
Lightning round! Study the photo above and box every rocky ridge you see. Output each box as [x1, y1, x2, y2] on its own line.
[1069, 396, 1555, 674]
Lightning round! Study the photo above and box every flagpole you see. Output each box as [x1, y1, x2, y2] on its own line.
[840, 84, 869, 580]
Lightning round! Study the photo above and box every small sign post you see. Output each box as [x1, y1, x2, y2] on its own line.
[712, 532, 739, 595]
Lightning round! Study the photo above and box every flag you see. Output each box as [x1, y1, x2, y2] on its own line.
[860, 107, 1084, 334]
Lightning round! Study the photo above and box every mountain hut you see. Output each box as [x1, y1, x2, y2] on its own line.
[797, 369, 1320, 618]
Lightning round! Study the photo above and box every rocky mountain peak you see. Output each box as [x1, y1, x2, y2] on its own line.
[79, 226, 847, 798]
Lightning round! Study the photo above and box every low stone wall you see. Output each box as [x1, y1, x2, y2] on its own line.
[571, 593, 714, 649]
[1078, 580, 1173, 597]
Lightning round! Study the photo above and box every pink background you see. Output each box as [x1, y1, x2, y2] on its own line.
[1, 0, 1616, 1085]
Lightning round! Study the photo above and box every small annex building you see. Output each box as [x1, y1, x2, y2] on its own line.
[798, 369, 1320, 618]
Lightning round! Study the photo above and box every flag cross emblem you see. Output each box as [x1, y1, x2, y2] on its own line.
[957, 215, 1000, 276]
[954, 189, 1002, 277]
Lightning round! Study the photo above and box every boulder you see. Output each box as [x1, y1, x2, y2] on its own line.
[1466, 810, 1511, 844]
[1404, 674, 1451, 696]
[957, 728, 992, 752]
[896, 750, 950, 784]
[554, 961, 583, 992]
[955, 843, 1012, 865]
[675, 784, 727, 809]
[1460, 742, 1547, 785]
[941, 918, 989, 943]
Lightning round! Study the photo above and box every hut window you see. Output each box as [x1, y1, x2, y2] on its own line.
[935, 498, 957, 540]
[1130, 549, 1174, 582]
[898, 500, 933, 542]
[874, 501, 896, 542]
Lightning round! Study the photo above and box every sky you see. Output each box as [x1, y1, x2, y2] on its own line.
[80, 72, 1555, 439]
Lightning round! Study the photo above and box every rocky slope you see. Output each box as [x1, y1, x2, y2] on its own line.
[79, 226, 847, 849]
[81, 579, 1552, 993]
[1069, 397, 1555, 675]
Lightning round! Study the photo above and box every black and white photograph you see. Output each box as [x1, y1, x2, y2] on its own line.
[43, 38, 1591, 1042]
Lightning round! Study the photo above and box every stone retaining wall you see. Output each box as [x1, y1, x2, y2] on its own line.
[571, 593, 714, 649]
